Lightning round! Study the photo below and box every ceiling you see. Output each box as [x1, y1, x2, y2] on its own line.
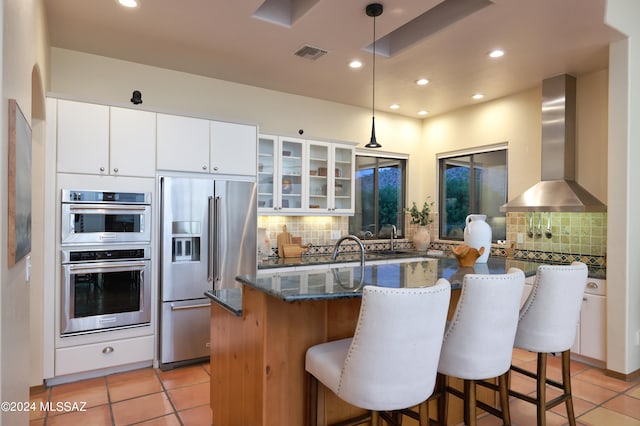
[44, 0, 624, 118]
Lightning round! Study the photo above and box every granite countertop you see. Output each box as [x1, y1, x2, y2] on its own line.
[206, 254, 606, 315]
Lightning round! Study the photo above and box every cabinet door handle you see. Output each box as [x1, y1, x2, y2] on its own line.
[213, 166, 219, 171]
[99, 166, 105, 172]
[583, 297, 588, 301]
[202, 165, 208, 170]
[102, 346, 114, 354]
[113, 167, 119, 173]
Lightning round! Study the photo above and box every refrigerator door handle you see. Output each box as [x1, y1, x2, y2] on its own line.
[214, 196, 222, 283]
[207, 196, 214, 282]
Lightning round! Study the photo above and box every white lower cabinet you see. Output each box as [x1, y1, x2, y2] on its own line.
[520, 275, 606, 363]
[55, 335, 154, 377]
[574, 279, 607, 361]
[520, 275, 535, 307]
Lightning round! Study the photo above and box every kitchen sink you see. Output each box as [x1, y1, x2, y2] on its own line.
[367, 250, 416, 256]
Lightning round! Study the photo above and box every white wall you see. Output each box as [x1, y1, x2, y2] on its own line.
[49, 47, 429, 215]
[605, 0, 640, 376]
[420, 73, 608, 206]
[1, 0, 49, 424]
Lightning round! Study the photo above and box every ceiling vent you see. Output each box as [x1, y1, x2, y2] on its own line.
[294, 45, 328, 60]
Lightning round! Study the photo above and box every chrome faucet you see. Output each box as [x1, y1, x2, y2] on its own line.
[332, 235, 366, 271]
[332, 235, 366, 288]
[390, 225, 397, 251]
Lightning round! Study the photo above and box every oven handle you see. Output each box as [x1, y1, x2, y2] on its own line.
[67, 204, 149, 212]
[65, 261, 148, 273]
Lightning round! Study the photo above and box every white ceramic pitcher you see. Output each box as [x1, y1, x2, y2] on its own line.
[463, 214, 492, 263]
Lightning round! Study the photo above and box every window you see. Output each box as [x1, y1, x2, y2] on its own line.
[439, 148, 507, 241]
[349, 155, 407, 239]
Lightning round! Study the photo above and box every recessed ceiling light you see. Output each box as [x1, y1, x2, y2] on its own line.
[390, 104, 400, 110]
[416, 78, 429, 86]
[349, 60, 363, 69]
[489, 49, 504, 58]
[118, 0, 139, 8]
[472, 93, 484, 100]
[418, 110, 429, 116]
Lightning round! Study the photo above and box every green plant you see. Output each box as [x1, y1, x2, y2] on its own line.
[405, 197, 434, 226]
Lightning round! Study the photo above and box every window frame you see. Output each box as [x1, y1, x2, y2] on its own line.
[349, 150, 408, 239]
[437, 143, 508, 242]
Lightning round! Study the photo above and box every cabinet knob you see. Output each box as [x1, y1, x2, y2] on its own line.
[113, 168, 119, 173]
[202, 165, 207, 171]
[99, 166, 105, 172]
[102, 346, 114, 354]
[587, 282, 599, 289]
[213, 166, 219, 171]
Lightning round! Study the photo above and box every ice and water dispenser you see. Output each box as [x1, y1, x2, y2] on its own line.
[171, 221, 201, 262]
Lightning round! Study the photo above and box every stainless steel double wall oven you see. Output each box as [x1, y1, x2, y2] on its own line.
[60, 190, 152, 335]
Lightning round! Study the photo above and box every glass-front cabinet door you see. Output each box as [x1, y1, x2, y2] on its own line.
[279, 137, 305, 211]
[306, 141, 354, 214]
[332, 145, 354, 213]
[258, 135, 305, 213]
[257, 135, 277, 211]
[307, 141, 330, 211]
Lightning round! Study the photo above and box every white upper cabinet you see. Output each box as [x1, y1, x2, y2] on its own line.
[157, 114, 257, 176]
[257, 135, 306, 213]
[258, 134, 355, 215]
[210, 121, 257, 176]
[56, 100, 156, 177]
[57, 99, 110, 175]
[306, 141, 354, 214]
[156, 113, 210, 173]
[55, 98, 256, 177]
[110, 107, 156, 177]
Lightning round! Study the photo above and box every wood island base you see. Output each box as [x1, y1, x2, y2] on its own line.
[209, 286, 494, 426]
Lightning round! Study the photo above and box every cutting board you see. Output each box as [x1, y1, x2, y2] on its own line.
[277, 225, 292, 257]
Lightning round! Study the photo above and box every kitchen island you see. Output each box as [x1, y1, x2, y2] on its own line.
[205, 255, 602, 425]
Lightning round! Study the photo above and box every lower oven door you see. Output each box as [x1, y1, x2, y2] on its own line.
[61, 260, 151, 335]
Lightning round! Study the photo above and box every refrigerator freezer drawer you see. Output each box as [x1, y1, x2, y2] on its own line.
[160, 299, 211, 365]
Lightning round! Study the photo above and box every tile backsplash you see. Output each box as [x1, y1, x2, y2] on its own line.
[258, 211, 607, 267]
[506, 212, 607, 256]
[258, 216, 348, 249]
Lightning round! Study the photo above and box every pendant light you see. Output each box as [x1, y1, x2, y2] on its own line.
[364, 3, 383, 148]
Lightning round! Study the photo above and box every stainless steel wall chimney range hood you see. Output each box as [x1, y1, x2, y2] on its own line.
[501, 74, 607, 212]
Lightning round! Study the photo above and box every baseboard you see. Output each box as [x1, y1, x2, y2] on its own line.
[604, 367, 640, 382]
[29, 383, 47, 396]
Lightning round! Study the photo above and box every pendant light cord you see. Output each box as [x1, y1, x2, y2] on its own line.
[372, 14, 376, 119]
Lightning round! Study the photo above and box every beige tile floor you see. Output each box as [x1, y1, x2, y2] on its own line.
[29, 363, 211, 426]
[28, 349, 640, 425]
[476, 349, 640, 426]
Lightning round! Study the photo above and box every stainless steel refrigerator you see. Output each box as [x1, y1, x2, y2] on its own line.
[159, 175, 256, 369]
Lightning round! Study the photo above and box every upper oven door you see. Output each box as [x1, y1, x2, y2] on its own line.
[61, 203, 151, 244]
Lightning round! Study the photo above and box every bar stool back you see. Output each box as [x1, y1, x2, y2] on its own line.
[437, 268, 525, 426]
[510, 261, 588, 426]
[305, 280, 451, 426]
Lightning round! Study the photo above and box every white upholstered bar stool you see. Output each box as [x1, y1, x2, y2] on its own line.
[437, 268, 525, 426]
[509, 262, 588, 426]
[305, 280, 451, 426]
